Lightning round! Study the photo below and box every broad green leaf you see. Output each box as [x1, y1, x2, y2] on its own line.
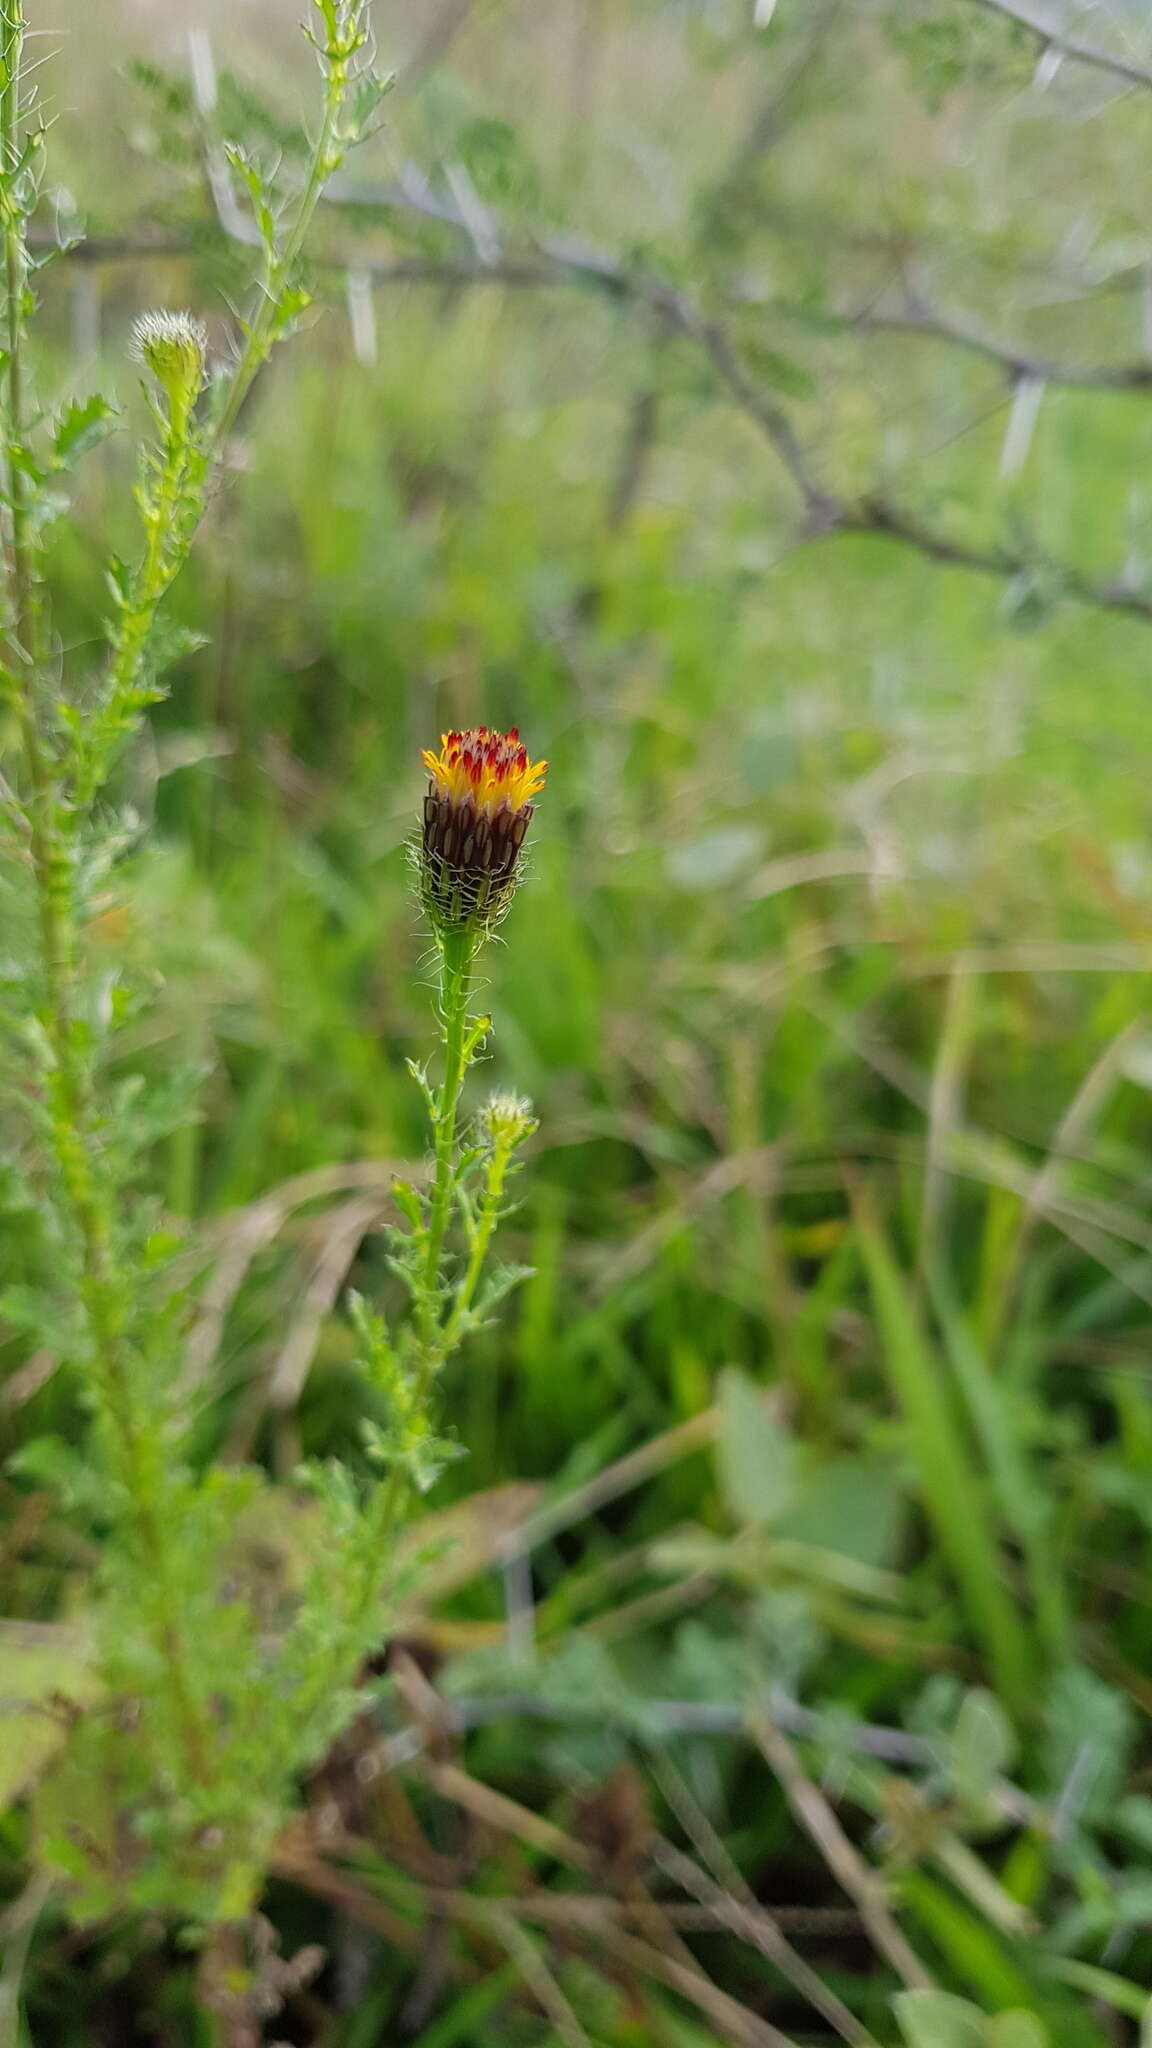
[894, 1990, 985, 2048]
[0, 1620, 102, 1808]
[774, 1457, 903, 1568]
[716, 1368, 796, 1524]
[987, 2016, 1049, 2048]
[951, 1687, 1016, 1808]
[1042, 1666, 1133, 1823]
[51, 393, 117, 467]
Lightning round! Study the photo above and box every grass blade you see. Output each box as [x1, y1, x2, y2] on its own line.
[853, 1195, 1034, 1714]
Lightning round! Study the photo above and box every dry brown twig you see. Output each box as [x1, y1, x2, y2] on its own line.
[748, 1712, 935, 1994]
[646, 1744, 880, 2048]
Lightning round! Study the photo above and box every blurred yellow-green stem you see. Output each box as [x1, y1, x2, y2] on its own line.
[422, 924, 480, 1318]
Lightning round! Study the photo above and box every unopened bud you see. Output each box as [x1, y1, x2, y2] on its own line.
[482, 1092, 537, 1150]
[417, 727, 546, 938]
[129, 309, 208, 413]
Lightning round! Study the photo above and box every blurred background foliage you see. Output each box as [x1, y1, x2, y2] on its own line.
[5, 0, 1152, 2041]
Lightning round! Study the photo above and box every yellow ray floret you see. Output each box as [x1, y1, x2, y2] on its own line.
[422, 727, 547, 815]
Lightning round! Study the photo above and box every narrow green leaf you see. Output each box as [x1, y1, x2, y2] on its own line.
[926, 1256, 1070, 1664]
[400, 1964, 519, 2048]
[854, 1196, 1033, 1711]
[902, 1871, 1037, 2009]
[0, 1619, 103, 1807]
[1048, 1957, 1152, 2022]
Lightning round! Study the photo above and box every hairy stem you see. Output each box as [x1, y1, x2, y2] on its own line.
[422, 926, 477, 1318]
[442, 1138, 515, 1349]
[96, 402, 196, 754]
[342, 928, 481, 1638]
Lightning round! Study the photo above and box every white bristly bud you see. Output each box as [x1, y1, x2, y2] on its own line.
[129, 310, 208, 413]
[482, 1092, 537, 1151]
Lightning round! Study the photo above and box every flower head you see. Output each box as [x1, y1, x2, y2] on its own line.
[129, 309, 208, 416]
[419, 727, 547, 936]
[481, 1090, 537, 1152]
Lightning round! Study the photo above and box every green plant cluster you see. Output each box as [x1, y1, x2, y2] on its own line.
[0, 0, 538, 1953]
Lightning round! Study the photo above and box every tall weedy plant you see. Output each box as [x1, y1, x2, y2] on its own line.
[1, 0, 545, 2015]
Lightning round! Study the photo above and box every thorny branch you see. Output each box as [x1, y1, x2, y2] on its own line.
[329, 199, 1152, 625]
[38, 69, 1152, 631]
[49, 218, 1152, 403]
[844, 287, 1152, 394]
[966, 0, 1152, 94]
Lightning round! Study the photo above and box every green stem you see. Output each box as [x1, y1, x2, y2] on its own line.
[98, 405, 193, 739]
[441, 1141, 513, 1351]
[339, 929, 480, 1645]
[2, 15, 33, 673]
[206, 28, 352, 457]
[422, 927, 477, 1317]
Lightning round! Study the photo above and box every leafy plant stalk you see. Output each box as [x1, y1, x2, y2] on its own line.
[0, 0, 402, 1925]
[337, 740, 547, 1615]
[352, 929, 515, 1585]
[96, 381, 198, 756]
[2, 0, 215, 1786]
[443, 1108, 522, 1349]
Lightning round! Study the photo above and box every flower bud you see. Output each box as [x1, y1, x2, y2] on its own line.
[129, 309, 208, 415]
[481, 1091, 537, 1151]
[418, 726, 546, 937]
